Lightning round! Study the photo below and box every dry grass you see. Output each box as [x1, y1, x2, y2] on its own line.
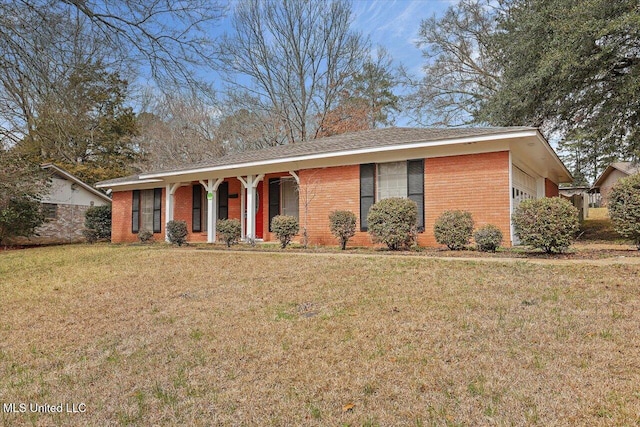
[1, 244, 640, 426]
[587, 208, 610, 220]
[579, 208, 630, 244]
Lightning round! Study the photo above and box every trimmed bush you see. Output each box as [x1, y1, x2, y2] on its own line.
[84, 205, 111, 242]
[329, 210, 357, 250]
[166, 220, 188, 246]
[608, 172, 640, 250]
[512, 197, 579, 253]
[367, 197, 417, 250]
[217, 219, 241, 247]
[434, 210, 474, 250]
[137, 229, 154, 243]
[271, 215, 299, 248]
[473, 224, 503, 252]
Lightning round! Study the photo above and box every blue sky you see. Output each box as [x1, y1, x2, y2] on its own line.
[212, 0, 452, 81]
[350, 0, 451, 74]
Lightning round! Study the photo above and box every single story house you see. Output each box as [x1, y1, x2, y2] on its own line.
[96, 127, 572, 247]
[14, 163, 112, 245]
[592, 162, 640, 206]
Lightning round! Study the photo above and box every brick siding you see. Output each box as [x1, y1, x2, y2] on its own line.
[545, 178, 559, 197]
[110, 151, 522, 246]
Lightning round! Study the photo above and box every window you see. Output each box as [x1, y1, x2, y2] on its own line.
[377, 162, 407, 200]
[132, 189, 162, 233]
[281, 178, 299, 218]
[193, 183, 228, 232]
[268, 177, 299, 231]
[192, 185, 206, 232]
[360, 160, 424, 232]
[42, 203, 58, 220]
[218, 181, 229, 220]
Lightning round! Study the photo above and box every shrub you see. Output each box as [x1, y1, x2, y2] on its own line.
[271, 215, 299, 248]
[166, 220, 188, 246]
[84, 205, 112, 240]
[216, 219, 241, 247]
[329, 210, 357, 250]
[0, 197, 44, 245]
[82, 228, 98, 244]
[137, 229, 154, 243]
[473, 224, 503, 252]
[367, 198, 417, 250]
[512, 197, 579, 253]
[608, 172, 640, 250]
[434, 210, 474, 250]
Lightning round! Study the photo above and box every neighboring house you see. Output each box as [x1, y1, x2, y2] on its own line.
[15, 164, 112, 245]
[96, 127, 572, 247]
[592, 162, 640, 206]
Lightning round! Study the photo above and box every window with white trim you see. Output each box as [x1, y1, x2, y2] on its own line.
[268, 177, 300, 231]
[360, 160, 425, 232]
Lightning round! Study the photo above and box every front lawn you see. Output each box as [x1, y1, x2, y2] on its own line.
[1, 245, 639, 425]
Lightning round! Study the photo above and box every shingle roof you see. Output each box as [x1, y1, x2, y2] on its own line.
[97, 126, 537, 186]
[148, 126, 533, 173]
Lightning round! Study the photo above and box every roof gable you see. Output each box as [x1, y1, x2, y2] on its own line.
[41, 164, 112, 203]
[593, 162, 640, 188]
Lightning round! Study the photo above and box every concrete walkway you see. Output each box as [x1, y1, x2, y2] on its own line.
[192, 245, 640, 266]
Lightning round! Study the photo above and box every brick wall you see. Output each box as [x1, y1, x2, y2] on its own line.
[111, 151, 515, 246]
[272, 152, 512, 247]
[424, 151, 511, 246]
[111, 189, 166, 243]
[545, 178, 559, 197]
[11, 204, 90, 245]
[111, 191, 134, 243]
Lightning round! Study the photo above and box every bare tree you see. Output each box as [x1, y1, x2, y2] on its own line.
[297, 171, 322, 248]
[136, 90, 225, 170]
[0, 1, 224, 146]
[55, 0, 224, 88]
[218, 0, 368, 144]
[404, 0, 501, 126]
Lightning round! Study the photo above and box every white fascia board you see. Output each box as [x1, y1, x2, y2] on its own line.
[140, 130, 539, 180]
[95, 178, 163, 189]
[43, 164, 112, 202]
[534, 132, 573, 181]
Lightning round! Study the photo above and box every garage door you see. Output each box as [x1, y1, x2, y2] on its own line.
[512, 166, 537, 208]
[512, 167, 538, 245]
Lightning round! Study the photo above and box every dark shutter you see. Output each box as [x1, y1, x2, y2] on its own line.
[407, 159, 425, 232]
[153, 188, 162, 233]
[132, 190, 140, 233]
[192, 185, 202, 232]
[218, 181, 229, 220]
[268, 178, 280, 232]
[360, 164, 375, 231]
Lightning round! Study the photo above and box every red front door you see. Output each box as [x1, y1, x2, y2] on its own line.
[255, 181, 264, 239]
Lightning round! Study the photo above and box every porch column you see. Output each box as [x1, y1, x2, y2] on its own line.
[240, 185, 245, 239]
[165, 182, 181, 242]
[237, 174, 265, 241]
[199, 178, 224, 243]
